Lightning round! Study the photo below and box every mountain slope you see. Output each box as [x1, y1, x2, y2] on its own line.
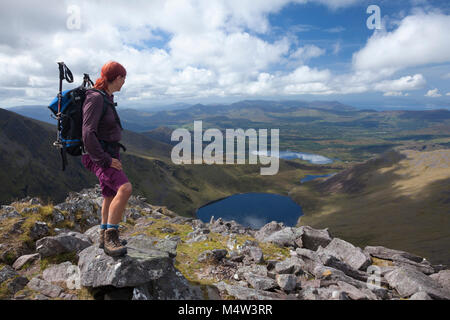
[291, 147, 450, 265]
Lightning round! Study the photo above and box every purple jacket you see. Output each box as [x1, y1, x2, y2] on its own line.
[82, 90, 122, 168]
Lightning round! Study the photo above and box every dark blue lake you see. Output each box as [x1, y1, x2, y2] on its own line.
[196, 192, 303, 229]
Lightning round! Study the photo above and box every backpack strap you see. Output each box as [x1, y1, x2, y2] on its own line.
[87, 88, 123, 129]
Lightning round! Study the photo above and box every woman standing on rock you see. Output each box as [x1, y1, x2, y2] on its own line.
[81, 61, 131, 257]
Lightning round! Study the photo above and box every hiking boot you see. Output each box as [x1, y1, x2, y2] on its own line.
[103, 228, 127, 257]
[99, 229, 127, 249]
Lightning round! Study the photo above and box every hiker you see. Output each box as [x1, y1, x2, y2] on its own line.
[81, 61, 131, 257]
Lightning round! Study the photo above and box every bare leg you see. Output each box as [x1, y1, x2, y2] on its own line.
[101, 196, 114, 225]
[107, 183, 132, 225]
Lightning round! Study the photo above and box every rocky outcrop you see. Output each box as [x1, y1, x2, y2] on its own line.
[36, 232, 92, 258]
[0, 186, 449, 300]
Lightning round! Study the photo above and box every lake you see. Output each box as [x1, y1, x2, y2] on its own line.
[251, 150, 334, 164]
[196, 192, 303, 229]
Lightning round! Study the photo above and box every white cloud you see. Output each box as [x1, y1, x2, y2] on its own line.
[374, 74, 426, 92]
[384, 91, 407, 97]
[0, 0, 439, 106]
[289, 45, 325, 62]
[446, 92, 450, 96]
[425, 88, 442, 97]
[353, 12, 450, 72]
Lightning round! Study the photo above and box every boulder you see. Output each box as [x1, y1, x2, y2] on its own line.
[215, 281, 288, 300]
[316, 247, 371, 283]
[335, 281, 378, 300]
[51, 209, 65, 225]
[7, 276, 29, 294]
[312, 265, 369, 290]
[254, 221, 284, 242]
[430, 270, 450, 290]
[83, 225, 101, 244]
[0, 265, 18, 284]
[27, 277, 63, 298]
[260, 227, 298, 247]
[296, 226, 332, 251]
[12, 253, 40, 270]
[30, 221, 49, 240]
[240, 242, 264, 264]
[384, 267, 450, 300]
[198, 249, 227, 263]
[42, 261, 77, 284]
[364, 246, 424, 263]
[36, 232, 92, 258]
[236, 265, 268, 279]
[244, 273, 278, 291]
[276, 274, 297, 292]
[78, 234, 202, 299]
[274, 257, 305, 275]
[324, 238, 372, 271]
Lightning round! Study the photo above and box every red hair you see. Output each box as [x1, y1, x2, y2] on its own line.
[94, 61, 127, 91]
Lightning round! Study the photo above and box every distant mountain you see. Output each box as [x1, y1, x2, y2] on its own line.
[8, 105, 54, 125]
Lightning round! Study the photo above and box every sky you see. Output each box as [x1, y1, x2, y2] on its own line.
[1, 0, 450, 110]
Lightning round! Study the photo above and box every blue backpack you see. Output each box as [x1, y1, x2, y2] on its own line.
[49, 65, 116, 170]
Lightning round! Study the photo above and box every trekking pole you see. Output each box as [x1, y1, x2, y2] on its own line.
[54, 62, 73, 170]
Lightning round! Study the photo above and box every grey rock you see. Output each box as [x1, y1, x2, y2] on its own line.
[125, 207, 142, 220]
[313, 265, 369, 290]
[7, 276, 29, 294]
[8, 218, 26, 235]
[0, 207, 21, 221]
[384, 267, 450, 300]
[128, 234, 178, 258]
[364, 246, 424, 263]
[244, 273, 278, 291]
[254, 221, 284, 242]
[54, 199, 100, 229]
[274, 257, 305, 275]
[391, 256, 435, 275]
[0, 265, 18, 284]
[316, 247, 371, 283]
[296, 226, 332, 251]
[215, 281, 288, 300]
[276, 274, 297, 292]
[79, 245, 168, 288]
[12, 253, 40, 270]
[261, 227, 298, 247]
[241, 245, 264, 264]
[236, 265, 268, 279]
[78, 238, 171, 288]
[51, 209, 65, 224]
[27, 277, 63, 298]
[409, 291, 433, 300]
[42, 261, 76, 284]
[30, 221, 49, 240]
[36, 232, 92, 258]
[21, 207, 40, 215]
[336, 281, 379, 300]
[198, 249, 227, 263]
[430, 270, 450, 289]
[84, 225, 101, 244]
[324, 238, 372, 271]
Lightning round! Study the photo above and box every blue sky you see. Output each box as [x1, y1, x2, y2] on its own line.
[1, 0, 450, 110]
